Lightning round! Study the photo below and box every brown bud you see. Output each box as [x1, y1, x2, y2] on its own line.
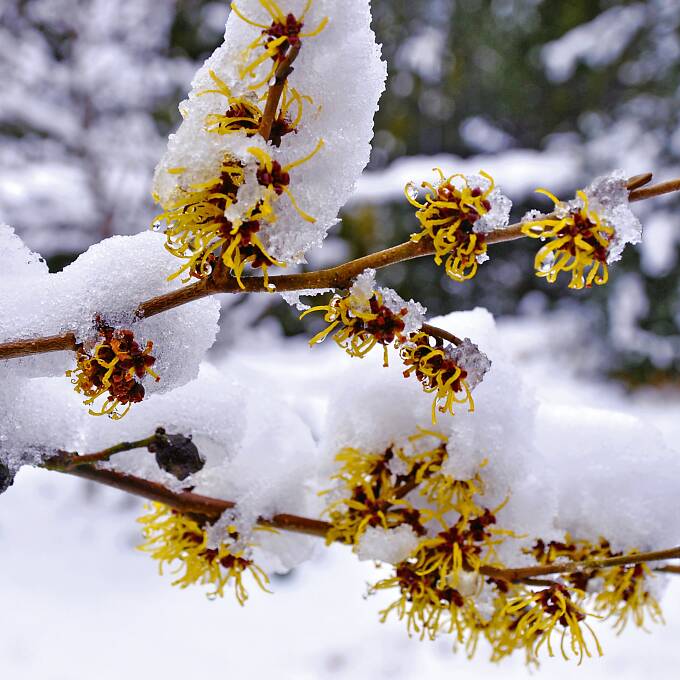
[148, 427, 204, 481]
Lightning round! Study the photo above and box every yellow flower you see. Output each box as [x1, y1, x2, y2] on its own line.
[522, 188, 614, 289]
[156, 158, 282, 287]
[66, 323, 159, 419]
[231, 0, 329, 92]
[406, 169, 494, 282]
[502, 584, 602, 663]
[372, 561, 476, 641]
[138, 502, 270, 604]
[303, 288, 411, 367]
[248, 141, 324, 225]
[399, 332, 474, 422]
[200, 69, 309, 146]
[529, 535, 664, 632]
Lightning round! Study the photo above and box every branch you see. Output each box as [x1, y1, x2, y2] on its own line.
[420, 323, 462, 346]
[259, 43, 301, 141]
[55, 464, 331, 538]
[483, 547, 680, 581]
[44, 460, 680, 581]
[45, 434, 160, 470]
[2, 174, 680, 362]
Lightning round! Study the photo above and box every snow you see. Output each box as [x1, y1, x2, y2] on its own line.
[541, 4, 647, 83]
[357, 525, 421, 564]
[2, 313, 680, 679]
[154, 0, 387, 266]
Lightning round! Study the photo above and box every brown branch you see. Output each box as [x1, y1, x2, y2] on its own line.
[3, 174, 680, 363]
[0, 332, 77, 360]
[45, 434, 159, 470]
[626, 173, 653, 191]
[483, 547, 680, 581]
[45, 461, 680, 580]
[56, 465, 331, 538]
[259, 44, 301, 141]
[421, 323, 463, 346]
[629, 177, 680, 202]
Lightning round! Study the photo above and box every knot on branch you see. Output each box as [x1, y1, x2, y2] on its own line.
[149, 427, 204, 481]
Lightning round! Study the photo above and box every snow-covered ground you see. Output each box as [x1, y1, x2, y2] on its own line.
[2, 313, 679, 680]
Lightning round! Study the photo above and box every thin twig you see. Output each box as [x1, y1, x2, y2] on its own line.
[629, 178, 680, 202]
[483, 547, 680, 581]
[420, 323, 463, 346]
[3, 175, 680, 362]
[57, 465, 331, 538]
[45, 435, 159, 471]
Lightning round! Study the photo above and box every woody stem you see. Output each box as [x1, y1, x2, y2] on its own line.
[2, 174, 680, 362]
[259, 43, 301, 142]
[41, 454, 680, 579]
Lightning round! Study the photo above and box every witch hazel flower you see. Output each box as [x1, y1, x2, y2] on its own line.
[66, 320, 159, 420]
[153, 0, 387, 287]
[138, 502, 270, 604]
[521, 170, 642, 289]
[399, 334, 491, 423]
[303, 269, 426, 366]
[406, 170, 512, 282]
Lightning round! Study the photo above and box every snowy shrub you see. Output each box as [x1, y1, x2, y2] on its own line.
[2, 0, 680, 667]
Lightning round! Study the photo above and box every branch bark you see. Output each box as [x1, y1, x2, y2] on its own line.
[48, 461, 680, 581]
[2, 174, 679, 362]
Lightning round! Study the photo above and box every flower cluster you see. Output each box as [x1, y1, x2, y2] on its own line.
[66, 323, 159, 419]
[325, 430, 600, 661]
[529, 535, 663, 632]
[305, 271, 490, 421]
[406, 170, 511, 282]
[303, 269, 425, 366]
[322, 429, 604, 662]
[152, 0, 386, 290]
[399, 333, 490, 422]
[522, 171, 642, 289]
[153, 1, 329, 287]
[138, 502, 270, 604]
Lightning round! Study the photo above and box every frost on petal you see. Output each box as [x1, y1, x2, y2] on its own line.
[583, 169, 642, 263]
[447, 337, 492, 390]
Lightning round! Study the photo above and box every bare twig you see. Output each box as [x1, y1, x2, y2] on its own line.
[45, 435, 159, 471]
[629, 177, 680, 202]
[58, 465, 331, 538]
[483, 547, 680, 581]
[420, 323, 463, 346]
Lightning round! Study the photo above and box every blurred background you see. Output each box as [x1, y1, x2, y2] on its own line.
[1, 1, 680, 678]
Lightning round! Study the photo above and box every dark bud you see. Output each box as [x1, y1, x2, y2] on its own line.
[148, 427, 204, 481]
[0, 460, 15, 495]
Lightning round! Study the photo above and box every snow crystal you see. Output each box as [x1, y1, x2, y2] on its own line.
[356, 525, 420, 564]
[279, 288, 334, 311]
[447, 337, 491, 389]
[583, 169, 642, 262]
